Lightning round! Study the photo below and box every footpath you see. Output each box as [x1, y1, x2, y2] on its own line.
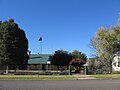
[73, 74, 95, 80]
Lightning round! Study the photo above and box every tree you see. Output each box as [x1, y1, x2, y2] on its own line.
[70, 50, 87, 67]
[49, 50, 87, 73]
[49, 50, 72, 70]
[90, 26, 120, 73]
[88, 57, 102, 74]
[0, 21, 1, 26]
[111, 26, 120, 52]
[71, 50, 87, 60]
[0, 19, 29, 72]
[70, 50, 87, 73]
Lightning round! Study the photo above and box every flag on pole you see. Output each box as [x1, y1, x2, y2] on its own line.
[39, 37, 42, 41]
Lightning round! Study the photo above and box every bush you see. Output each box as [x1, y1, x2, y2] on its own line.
[112, 71, 120, 74]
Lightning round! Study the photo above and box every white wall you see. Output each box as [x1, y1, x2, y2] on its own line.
[112, 55, 120, 71]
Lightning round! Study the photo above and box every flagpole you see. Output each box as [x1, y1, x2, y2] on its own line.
[39, 37, 43, 54]
[40, 40, 42, 54]
[38, 37, 42, 77]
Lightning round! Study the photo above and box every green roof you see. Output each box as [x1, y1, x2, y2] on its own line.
[28, 54, 51, 64]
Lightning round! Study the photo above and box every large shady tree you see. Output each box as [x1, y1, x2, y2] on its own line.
[0, 19, 29, 72]
[90, 26, 120, 73]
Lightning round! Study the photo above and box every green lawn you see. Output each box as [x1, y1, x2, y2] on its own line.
[91, 74, 120, 79]
[0, 75, 76, 80]
[1, 74, 120, 80]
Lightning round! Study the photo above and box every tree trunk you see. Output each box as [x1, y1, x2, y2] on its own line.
[14, 66, 19, 73]
[5, 66, 9, 74]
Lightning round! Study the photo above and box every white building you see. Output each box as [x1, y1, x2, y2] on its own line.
[112, 51, 120, 71]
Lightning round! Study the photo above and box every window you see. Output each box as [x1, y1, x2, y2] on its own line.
[113, 62, 116, 67]
[118, 57, 120, 67]
[118, 62, 120, 67]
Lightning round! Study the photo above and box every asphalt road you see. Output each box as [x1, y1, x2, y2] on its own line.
[0, 80, 120, 90]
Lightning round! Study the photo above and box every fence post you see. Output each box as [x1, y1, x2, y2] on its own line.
[68, 65, 72, 75]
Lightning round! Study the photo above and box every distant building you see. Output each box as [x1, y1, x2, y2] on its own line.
[112, 51, 120, 71]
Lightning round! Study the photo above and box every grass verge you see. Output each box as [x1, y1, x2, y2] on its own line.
[91, 74, 120, 79]
[1, 74, 120, 80]
[0, 75, 77, 80]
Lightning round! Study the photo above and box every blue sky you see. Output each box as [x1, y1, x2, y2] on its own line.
[0, 0, 120, 57]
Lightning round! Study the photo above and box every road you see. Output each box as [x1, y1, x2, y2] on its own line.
[0, 80, 120, 90]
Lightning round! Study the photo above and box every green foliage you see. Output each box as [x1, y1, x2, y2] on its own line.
[0, 19, 29, 70]
[49, 50, 87, 71]
[49, 50, 72, 69]
[90, 26, 120, 72]
[70, 50, 87, 73]
[111, 26, 120, 52]
[0, 75, 76, 80]
[71, 50, 87, 60]
[91, 74, 120, 79]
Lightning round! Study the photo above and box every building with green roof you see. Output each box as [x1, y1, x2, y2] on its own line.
[28, 54, 51, 70]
